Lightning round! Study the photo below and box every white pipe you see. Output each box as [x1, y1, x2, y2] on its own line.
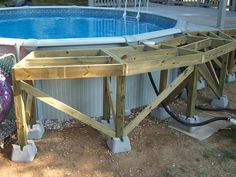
[136, 0, 141, 20]
[123, 0, 128, 19]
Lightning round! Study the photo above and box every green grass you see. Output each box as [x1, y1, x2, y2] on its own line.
[0, 0, 9, 6]
[222, 148, 236, 161]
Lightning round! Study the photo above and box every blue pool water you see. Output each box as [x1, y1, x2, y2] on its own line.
[0, 8, 177, 39]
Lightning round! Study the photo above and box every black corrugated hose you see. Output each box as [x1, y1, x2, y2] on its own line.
[148, 72, 230, 127]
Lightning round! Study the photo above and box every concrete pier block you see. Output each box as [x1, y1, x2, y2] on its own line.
[226, 73, 236, 83]
[197, 79, 206, 90]
[107, 136, 131, 153]
[151, 106, 171, 120]
[11, 140, 37, 162]
[180, 88, 188, 101]
[28, 121, 45, 140]
[173, 115, 200, 133]
[211, 95, 229, 108]
[100, 118, 115, 130]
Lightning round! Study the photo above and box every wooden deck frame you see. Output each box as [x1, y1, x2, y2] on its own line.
[12, 29, 236, 147]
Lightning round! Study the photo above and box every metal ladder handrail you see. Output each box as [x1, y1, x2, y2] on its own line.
[123, 0, 143, 20]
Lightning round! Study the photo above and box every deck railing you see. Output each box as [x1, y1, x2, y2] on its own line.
[89, 0, 234, 11]
[153, 0, 235, 9]
[89, 0, 147, 7]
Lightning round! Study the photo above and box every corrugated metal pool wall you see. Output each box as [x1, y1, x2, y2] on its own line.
[34, 34, 179, 122]
[35, 69, 178, 121]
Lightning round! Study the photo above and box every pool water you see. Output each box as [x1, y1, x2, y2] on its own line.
[0, 8, 177, 39]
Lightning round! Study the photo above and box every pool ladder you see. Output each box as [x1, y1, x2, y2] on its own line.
[123, 0, 142, 20]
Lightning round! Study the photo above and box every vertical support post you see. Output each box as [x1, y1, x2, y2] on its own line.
[186, 66, 199, 117]
[13, 80, 28, 147]
[218, 54, 229, 96]
[118, 0, 121, 7]
[159, 70, 168, 92]
[197, 0, 200, 7]
[115, 76, 126, 138]
[25, 80, 36, 128]
[217, 0, 227, 28]
[103, 77, 110, 121]
[228, 50, 235, 73]
[232, 0, 236, 11]
[88, 0, 95, 6]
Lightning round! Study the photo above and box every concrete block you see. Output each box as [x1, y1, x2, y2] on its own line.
[197, 79, 206, 90]
[125, 109, 131, 116]
[11, 140, 37, 162]
[226, 73, 236, 83]
[100, 119, 115, 130]
[28, 121, 45, 140]
[107, 136, 131, 153]
[180, 88, 188, 101]
[211, 95, 229, 108]
[174, 115, 200, 133]
[151, 106, 171, 120]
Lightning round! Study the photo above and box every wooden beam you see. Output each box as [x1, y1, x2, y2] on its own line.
[100, 49, 127, 64]
[20, 81, 116, 137]
[217, 0, 227, 28]
[198, 64, 221, 97]
[126, 53, 203, 75]
[124, 66, 194, 135]
[218, 54, 229, 96]
[103, 77, 110, 121]
[159, 70, 168, 92]
[115, 76, 126, 137]
[206, 61, 220, 85]
[107, 77, 116, 118]
[186, 66, 198, 117]
[25, 56, 111, 66]
[205, 41, 236, 62]
[33, 49, 100, 58]
[13, 79, 28, 147]
[13, 63, 124, 80]
[228, 50, 236, 73]
[25, 93, 34, 127]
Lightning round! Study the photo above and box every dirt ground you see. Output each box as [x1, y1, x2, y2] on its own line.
[0, 82, 236, 177]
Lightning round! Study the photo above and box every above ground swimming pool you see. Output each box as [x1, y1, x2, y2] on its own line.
[0, 6, 182, 49]
[0, 6, 181, 121]
[0, 7, 177, 39]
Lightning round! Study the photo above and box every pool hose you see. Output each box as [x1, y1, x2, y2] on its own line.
[147, 72, 232, 127]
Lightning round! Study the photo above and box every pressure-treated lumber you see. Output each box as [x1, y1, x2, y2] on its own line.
[186, 66, 198, 117]
[103, 77, 110, 121]
[12, 29, 236, 146]
[123, 66, 194, 135]
[13, 79, 28, 147]
[20, 81, 116, 137]
[115, 76, 126, 137]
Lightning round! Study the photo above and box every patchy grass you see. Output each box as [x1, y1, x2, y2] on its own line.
[222, 148, 236, 161]
[0, 0, 8, 6]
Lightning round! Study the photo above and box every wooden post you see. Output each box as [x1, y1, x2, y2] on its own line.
[218, 54, 229, 96]
[13, 79, 28, 147]
[186, 66, 199, 118]
[197, 0, 200, 7]
[103, 77, 110, 121]
[25, 80, 36, 127]
[217, 0, 227, 28]
[115, 76, 126, 138]
[159, 70, 168, 92]
[228, 50, 235, 73]
[232, 0, 236, 11]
